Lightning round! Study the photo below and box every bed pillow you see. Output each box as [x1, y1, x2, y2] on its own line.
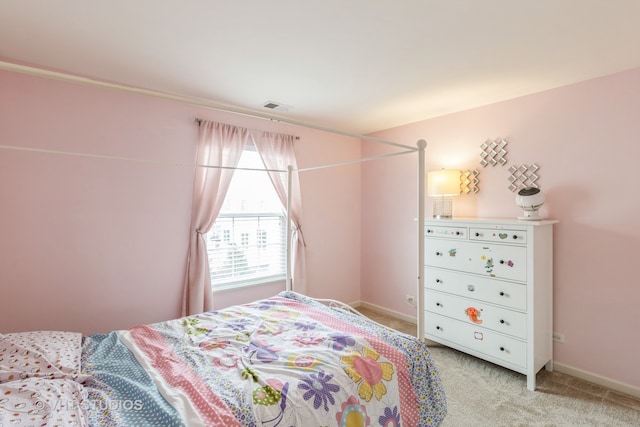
[0, 331, 84, 382]
[0, 377, 88, 427]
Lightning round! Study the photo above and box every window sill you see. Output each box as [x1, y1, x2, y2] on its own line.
[212, 275, 286, 294]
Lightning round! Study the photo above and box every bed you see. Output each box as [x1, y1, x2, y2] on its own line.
[0, 291, 446, 426]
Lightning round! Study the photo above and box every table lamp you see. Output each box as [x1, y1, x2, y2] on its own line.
[428, 169, 461, 219]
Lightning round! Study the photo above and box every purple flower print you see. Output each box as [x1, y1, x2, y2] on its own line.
[329, 333, 356, 351]
[227, 318, 252, 332]
[246, 339, 282, 363]
[257, 300, 278, 310]
[294, 321, 317, 331]
[298, 370, 340, 411]
[378, 406, 401, 426]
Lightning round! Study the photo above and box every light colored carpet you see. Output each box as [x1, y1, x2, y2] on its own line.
[357, 307, 640, 427]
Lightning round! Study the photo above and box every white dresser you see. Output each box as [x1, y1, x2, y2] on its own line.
[423, 218, 557, 390]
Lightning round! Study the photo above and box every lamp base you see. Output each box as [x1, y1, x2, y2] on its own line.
[432, 197, 453, 219]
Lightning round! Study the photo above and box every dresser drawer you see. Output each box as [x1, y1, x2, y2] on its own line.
[425, 312, 526, 369]
[425, 225, 467, 239]
[425, 268, 526, 311]
[425, 240, 527, 282]
[425, 289, 527, 339]
[469, 227, 527, 245]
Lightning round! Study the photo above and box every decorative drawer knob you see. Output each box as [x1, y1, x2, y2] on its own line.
[455, 231, 461, 235]
[499, 260, 505, 264]
[427, 229, 433, 233]
[499, 291, 505, 296]
[500, 319, 505, 324]
[435, 251, 442, 256]
[499, 346, 505, 352]
[436, 302, 442, 307]
[475, 232, 480, 237]
[436, 326, 442, 331]
[513, 235, 518, 240]
[467, 285, 475, 292]
[435, 279, 442, 284]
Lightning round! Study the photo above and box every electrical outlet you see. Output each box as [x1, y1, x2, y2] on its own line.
[405, 295, 416, 306]
[552, 332, 565, 343]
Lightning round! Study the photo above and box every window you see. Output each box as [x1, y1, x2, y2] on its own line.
[257, 230, 267, 249]
[204, 143, 287, 290]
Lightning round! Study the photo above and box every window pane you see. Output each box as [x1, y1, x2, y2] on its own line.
[206, 215, 285, 286]
[205, 146, 286, 289]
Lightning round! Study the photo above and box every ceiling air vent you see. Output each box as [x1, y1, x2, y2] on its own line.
[262, 101, 292, 112]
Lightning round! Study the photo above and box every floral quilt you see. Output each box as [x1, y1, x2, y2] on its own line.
[82, 291, 446, 426]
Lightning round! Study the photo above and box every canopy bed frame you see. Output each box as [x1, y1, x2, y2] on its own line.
[0, 61, 442, 426]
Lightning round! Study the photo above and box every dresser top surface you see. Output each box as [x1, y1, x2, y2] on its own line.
[425, 217, 559, 226]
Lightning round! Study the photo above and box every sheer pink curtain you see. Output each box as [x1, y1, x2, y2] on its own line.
[253, 132, 306, 293]
[182, 121, 248, 315]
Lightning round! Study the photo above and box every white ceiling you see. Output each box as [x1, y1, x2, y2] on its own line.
[1, 1, 639, 134]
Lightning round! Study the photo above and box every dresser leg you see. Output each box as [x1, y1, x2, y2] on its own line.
[545, 359, 554, 372]
[527, 374, 536, 391]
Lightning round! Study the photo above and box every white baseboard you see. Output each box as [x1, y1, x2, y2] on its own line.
[350, 300, 417, 325]
[553, 361, 640, 400]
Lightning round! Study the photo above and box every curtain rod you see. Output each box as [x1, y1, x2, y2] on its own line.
[1, 61, 415, 151]
[193, 117, 300, 141]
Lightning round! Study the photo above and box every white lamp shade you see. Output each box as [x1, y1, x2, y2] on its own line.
[428, 169, 461, 196]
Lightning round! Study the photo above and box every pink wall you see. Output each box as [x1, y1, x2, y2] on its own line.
[362, 67, 640, 391]
[0, 69, 361, 334]
[4, 63, 639, 392]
